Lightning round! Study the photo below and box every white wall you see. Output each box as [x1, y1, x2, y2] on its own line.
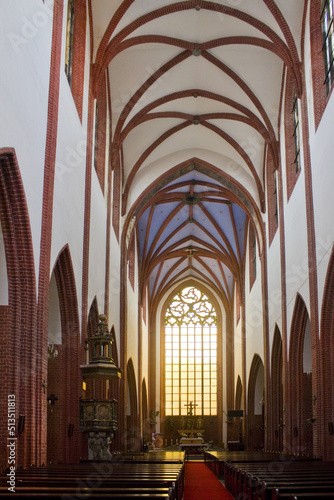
[48, 273, 62, 345]
[309, 91, 334, 319]
[244, 227, 264, 381]
[0, 1, 123, 339]
[0, 0, 53, 278]
[141, 286, 149, 393]
[0, 223, 8, 305]
[126, 237, 139, 377]
[108, 196, 122, 351]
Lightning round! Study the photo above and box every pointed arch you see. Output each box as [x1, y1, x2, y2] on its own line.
[235, 375, 243, 411]
[122, 158, 265, 253]
[126, 358, 139, 451]
[270, 326, 283, 451]
[288, 294, 313, 456]
[110, 325, 119, 366]
[87, 297, 99, 339]
[142, 378, 149, 444]
[247, 354, 264, 450]
[47, 245, 81, 464]
[94, 2, 301, 95]
[232, 375, 243, 445]
[160, 282, 223, 446]
[0, 148, 37, 469]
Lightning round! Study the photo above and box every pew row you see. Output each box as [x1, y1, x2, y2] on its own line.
[0, 461, 185, 499]
[223, 458, 334, 500]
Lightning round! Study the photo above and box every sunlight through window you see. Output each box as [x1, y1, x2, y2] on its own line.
[164, 287, 217, 416]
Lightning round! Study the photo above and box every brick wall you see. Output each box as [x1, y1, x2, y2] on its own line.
[266, 148, 278, 245]
[0, 306, 10, 469]
[310, 0, 333, 130]
[94, 72, 107, 192]
[284, 69, 301, 199]
[71, 0, 86, 121]
[0, 150, 37, 469]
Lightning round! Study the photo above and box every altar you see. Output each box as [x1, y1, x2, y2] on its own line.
[177, 401, 208, 451]
[179, 436, 207, 451]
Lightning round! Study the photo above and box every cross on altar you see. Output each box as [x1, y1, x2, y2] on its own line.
[184, 401, 198, 416]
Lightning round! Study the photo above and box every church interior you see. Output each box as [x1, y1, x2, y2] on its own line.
[1, 0, 334, 497]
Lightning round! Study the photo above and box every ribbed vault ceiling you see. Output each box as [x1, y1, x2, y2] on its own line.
[91, 0, 304, 307]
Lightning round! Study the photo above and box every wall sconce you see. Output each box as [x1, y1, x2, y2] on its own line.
[278, 417, 285, 429]
[47, 394, 58, 406]
[18, 415, 25, 434]
[47, 394, 58, 414]
[306, 417, 317, 424]
[48, 344, 58, 359]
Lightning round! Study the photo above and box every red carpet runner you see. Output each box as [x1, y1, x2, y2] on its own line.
[183, 462, 234, 499]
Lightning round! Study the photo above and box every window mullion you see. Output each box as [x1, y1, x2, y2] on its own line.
[165, 287, 217, 417]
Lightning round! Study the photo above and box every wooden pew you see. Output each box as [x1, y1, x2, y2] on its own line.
[203, 452, 220, 477]
[290, 494, 334, 500]
[0, 493, 172, 499]
[271, 484, 334, 499]
[0, 460, 185, 500]
[223, 458, 334, 500]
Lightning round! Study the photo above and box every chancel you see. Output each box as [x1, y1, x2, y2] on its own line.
[178, 401, 207, 453]
[1, 1, 334, 499]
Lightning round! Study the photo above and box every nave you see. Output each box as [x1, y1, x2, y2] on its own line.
[1, 0, 334, 481]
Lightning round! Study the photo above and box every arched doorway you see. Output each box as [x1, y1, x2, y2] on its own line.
[247, 355, 265, 451]
[289, 294, 313, 456]
[126, 358, 139, 452]
[232, 375, 243, 446]
[142, 379, 149, 450]
[271, 326, 283, 451]
[47, 245, 80, 463]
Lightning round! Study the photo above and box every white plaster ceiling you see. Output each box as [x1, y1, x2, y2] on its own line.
[91, 0, 304, 305]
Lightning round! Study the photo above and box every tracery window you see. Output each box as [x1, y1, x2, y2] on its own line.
[322, 0, 334, 94]
[65, 0, 75, 87]
[94, 99, 99, 168]
[164, 287, 217, 416]
[249, 223, 257, 289]
[273, 169, 279, 224]
[292, 93, 301, 173]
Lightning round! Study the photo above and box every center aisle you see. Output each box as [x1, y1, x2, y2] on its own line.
[183, 462, 234, 499]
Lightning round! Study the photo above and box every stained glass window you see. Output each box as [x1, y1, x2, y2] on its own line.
[65, 0, 75, 87]
[292, 93, 300, 173]
[164, 287, 217, 416]
[322, 0, 334, 94]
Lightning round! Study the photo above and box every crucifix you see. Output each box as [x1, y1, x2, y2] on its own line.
[184, 401, 198, 416]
